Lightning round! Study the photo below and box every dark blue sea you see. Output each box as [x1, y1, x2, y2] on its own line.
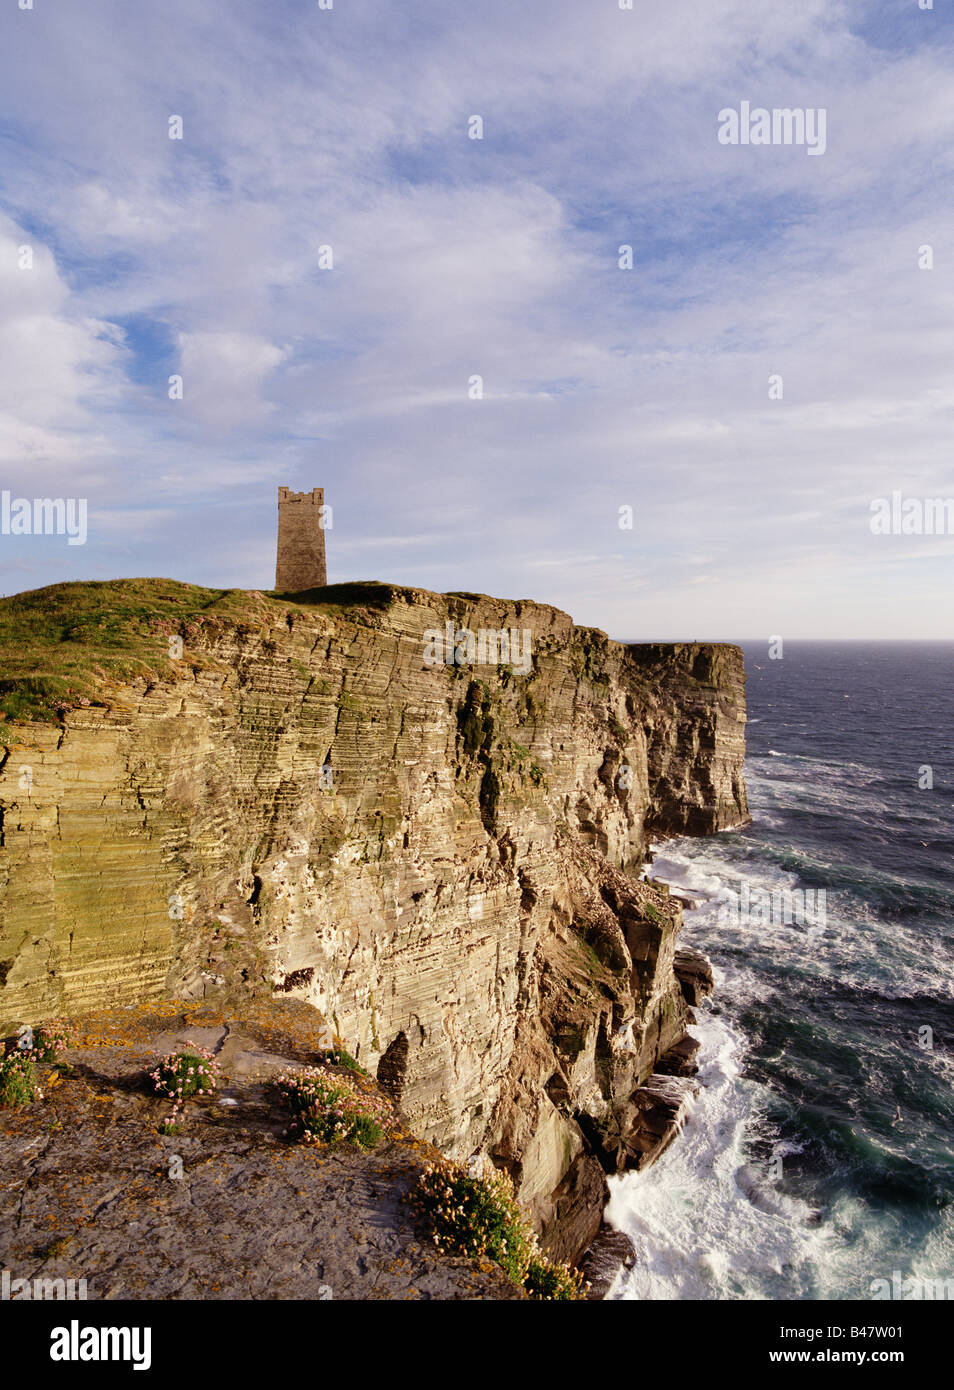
[608, 642, 954, 1300]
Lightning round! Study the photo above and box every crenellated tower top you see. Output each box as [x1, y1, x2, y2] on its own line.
[275, 486, 327, 591]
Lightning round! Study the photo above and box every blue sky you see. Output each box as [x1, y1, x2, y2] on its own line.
[0, 0, 952, 638]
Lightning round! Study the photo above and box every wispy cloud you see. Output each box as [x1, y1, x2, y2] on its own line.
[0, 0, 952, 634]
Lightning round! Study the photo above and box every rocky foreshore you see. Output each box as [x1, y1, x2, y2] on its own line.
[572, 936, 716, 1293]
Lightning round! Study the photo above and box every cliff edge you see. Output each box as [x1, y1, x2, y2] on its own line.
[0, 578, 748, 1265]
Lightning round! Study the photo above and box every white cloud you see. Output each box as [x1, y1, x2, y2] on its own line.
[0, 0, 952, 633]
[0, 214, 127, 475]
[176, 330, 286, 428]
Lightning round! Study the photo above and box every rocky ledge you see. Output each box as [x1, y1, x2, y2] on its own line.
[0, 1000, 520, 1300]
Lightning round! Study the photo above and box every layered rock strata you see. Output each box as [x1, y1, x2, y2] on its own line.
[0, 581, 747, 1258]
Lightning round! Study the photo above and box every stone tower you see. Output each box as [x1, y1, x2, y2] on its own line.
[275, 486, 327, 591]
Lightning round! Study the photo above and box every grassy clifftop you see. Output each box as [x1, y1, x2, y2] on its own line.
[0, 578, 407, 739]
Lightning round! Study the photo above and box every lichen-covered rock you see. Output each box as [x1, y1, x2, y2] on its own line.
[0, 1000, 521, 1301]
[0, 580, 747, 1251]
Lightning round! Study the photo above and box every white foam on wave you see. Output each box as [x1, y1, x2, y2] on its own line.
[606, 1005, 825, 1300]
[650, 837, 953, 1003]
[747, 764, 893, 821]
[608, 833, 954, 1300]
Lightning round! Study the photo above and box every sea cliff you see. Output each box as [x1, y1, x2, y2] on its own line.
[0, 579, 748, 1265]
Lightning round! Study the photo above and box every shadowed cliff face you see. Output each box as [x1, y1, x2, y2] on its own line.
[0, 580, 747, 1253]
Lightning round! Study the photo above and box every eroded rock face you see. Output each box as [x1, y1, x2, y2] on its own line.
[0, 583, 747, 1248]
[674, 947, 715, 1007]
[623, 1075, 699, 1170]
[579, 1224, 638, 1301]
